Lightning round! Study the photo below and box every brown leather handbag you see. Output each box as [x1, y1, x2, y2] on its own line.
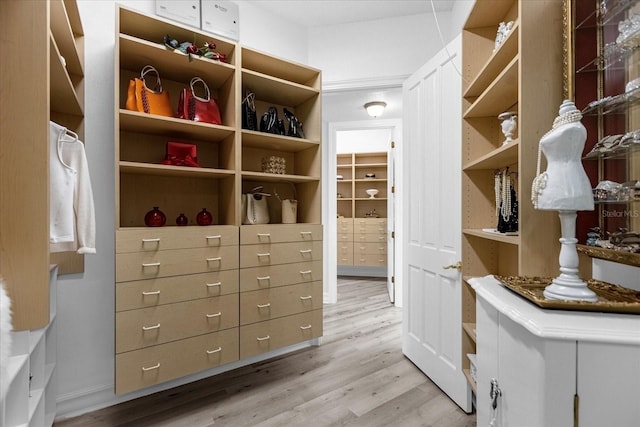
[125, 65, 174, 117]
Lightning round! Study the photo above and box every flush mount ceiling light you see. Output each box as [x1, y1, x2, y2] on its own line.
[364, 101, 387, 117]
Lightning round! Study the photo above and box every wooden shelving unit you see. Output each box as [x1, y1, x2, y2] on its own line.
[461, 0, 564, 395]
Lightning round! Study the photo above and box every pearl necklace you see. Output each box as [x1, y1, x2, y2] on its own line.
[501, 169, 512, 222]
[495, 170, 502, 218]
[531, 110, 583, 208]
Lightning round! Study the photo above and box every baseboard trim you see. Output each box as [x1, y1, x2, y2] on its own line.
[337, 266, 387, 277]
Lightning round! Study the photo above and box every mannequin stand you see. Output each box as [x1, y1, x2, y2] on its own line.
[543, 210, 598, 302]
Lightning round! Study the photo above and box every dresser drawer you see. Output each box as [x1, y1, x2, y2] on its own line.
[337, 232, 353, 242]
[337, 219, 353, 233]
[116, 269, 239, 312]
[353, 233, 387, 243]
[116, 294, 239, 353]
[353, 218, 387, 228]
[240, 281, 322, 325]
[240, 260, 322, 292]
[337, 242, 354, 265]
[115, 327, 239, 395]
[116, 245, 239, 282]
[355, 243, 387, 255]
[337, 253, 353, 265]
[239, 241, 322, 268]
[354, 254, 387, 266]
[240, 309, 322, 359]
[354, 220, 387, 235]
[116, 226, 238, 253]
[240, 224, 322, 245]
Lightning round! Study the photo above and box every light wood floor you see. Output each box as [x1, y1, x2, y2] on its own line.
[55, 277, 476, 427]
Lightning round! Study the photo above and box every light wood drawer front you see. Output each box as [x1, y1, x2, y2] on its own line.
[354, 254, 387, 266]
[337, 219, 353, 233]
[240, 224, 322, 245]
[116, 270, 239, 312]
[240, 260, 322, 292]
[355, 243, 387, 255]
[354, 222, 387, 234]
[240, 309, 323, 359]
[116, 246, 239, 282]
[116, 226, 238, 253]
[338, 252, 354, 265]
[240, 241, 322, 268]
[240, 281, 322, 325]
[353, 233, 387, 243]
[115, 328, 239, 395]
[116, 294, 239, 353]
[354, 218, 387, 228]
[337, 232, 353, 242]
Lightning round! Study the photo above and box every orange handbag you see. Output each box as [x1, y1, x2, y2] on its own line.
[125, 65, 174, 117]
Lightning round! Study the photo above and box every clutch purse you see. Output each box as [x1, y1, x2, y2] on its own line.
[161, 141, 200, 167]
[125, 65, 174, 117]
[177, 77, 222, 125]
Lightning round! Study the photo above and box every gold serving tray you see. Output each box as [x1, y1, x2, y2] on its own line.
[495, 276, 640, 314]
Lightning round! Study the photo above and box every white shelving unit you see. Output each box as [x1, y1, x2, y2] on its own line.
[1, 267, 58, 427]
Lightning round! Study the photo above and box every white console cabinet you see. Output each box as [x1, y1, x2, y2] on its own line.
[470, 275, 640, 427]
[1, 267, 58, 427]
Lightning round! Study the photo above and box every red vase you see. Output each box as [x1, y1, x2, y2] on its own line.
[145, 207, 166, 227]
[196, 208, 213, 226]
[176, 213, 188, 226]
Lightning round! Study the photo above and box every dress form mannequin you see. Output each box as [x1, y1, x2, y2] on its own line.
[532, 100, 596, 302]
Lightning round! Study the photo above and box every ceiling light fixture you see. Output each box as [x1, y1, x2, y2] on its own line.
[364, 101, 387, 117]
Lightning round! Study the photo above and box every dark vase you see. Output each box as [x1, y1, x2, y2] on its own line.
[176, 213, 188, 226]
[196, 208, 213, 226]
[144, 207, 166, 227]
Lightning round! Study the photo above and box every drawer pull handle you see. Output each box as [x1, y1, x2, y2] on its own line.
[300, 231, 312, 238]
[142, 238, 160, 243]
[206, 347, 222, 354]
[257, 275, 271, 281]
[257, 335, 270, 341]
[257, 303, 271, 308]
[142, 290, 161, 296]
[206, 235, 222, 240]
[206, 282, 222, 287]
[257, 253, 271, 257]
[300, 324, 312, 330]
[257, 233, 271, 237]
[207, 257, 222, 262]
[141, 363, 160, 372]
[142, 262, 160, 268]
[206, 312, 222, 318]
[299, 249, 312, 254]
[378, 236, 385, 240]
[142, 323, 160, 331]
[299, 295, 313, 300]
[299, 270, 312, 275]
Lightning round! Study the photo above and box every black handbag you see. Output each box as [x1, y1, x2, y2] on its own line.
[242, 92, 257, 131]
[260, 107, 285, 135]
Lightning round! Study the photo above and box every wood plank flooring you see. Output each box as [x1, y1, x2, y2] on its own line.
[55, 277, 476, 427]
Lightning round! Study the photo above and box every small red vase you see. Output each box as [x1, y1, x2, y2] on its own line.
[144, 207, 166, 227]
[176, 213, 188, 226]
[196, 208, 213, 226]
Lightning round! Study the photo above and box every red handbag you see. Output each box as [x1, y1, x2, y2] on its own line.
[177, 77, 222, 125]
[161, 141, 200, 167]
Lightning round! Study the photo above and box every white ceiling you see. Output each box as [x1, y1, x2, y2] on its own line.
[245, 0, 455, 27]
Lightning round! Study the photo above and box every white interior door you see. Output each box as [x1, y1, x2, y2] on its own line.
[401, 35, 471, 412]
[387, 141, 395, 303]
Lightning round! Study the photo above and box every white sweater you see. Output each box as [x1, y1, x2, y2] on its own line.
[49, 121, 96, 254]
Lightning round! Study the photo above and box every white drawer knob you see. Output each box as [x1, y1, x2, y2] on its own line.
[257, 303, 271, 308]
[299, 295, 312, 300]
[142, 262, 160, 268]
[300, 324, 312, 330]
[206, 235, 222, 240]
[142, 290, 160, 296]
[206, 347, 222, 354]
[207, 257, 222, 262]
[141, 363, 160, 371]
[206, 282, 222, 288]
[206, 312, 222, 318]
[142, 323, 160, 331]
[257, 335, 270, 341]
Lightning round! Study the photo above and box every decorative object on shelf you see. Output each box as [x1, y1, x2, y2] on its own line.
[161, 141, 200, 167]
[274, 183, 298, 224]
[336, 175, 344, 180]
[365, 189, 379, 199]
[498, 111, 517, 145]
[584, 134, 624, 157]
[619, 129, 639, 148]
[260, 106, 285, 135]
[163, 35, 226, 62]
[493, 21, 514, 52]
[125, 65, 173, 117]
[262, 155, 286, 174]
[586, 227, 602, 246]
[364, 209, 379, 218]
[241, 186, 270, 225]
[616, 13, 640, 46]
[594, 180, 624, 201]
[283, 108, 305, 138]
[242, 91, 257, 131]
[532, 100, 596, 302]
[144, 206, 166, 227]
[337, 192, 343, 198]
[196, 208, 213, 225]
[365, 173, 376, 178]
[177, 77, 222, 125]
[364, 101, 386, 117]
[495, 168, 518, 233]
[176, 213, 188, 226]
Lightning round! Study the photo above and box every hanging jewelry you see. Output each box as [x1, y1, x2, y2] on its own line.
[501, 169, 512, 222]
[495, 170, 502, 219]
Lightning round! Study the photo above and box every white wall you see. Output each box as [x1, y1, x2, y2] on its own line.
[56, 0, 471, 418]
[336, 129, 391, 154]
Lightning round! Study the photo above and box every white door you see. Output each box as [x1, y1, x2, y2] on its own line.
[387, 140, 395, 302]
[401, 35, 471, 412]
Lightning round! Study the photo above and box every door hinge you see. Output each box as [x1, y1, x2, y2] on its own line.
[391, 276, 395, 283]
[391, 141, 395, 149]
[391, 185, 395, 193]
[391, 231, 395, 239]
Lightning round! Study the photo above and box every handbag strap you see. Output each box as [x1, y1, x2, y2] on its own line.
[189, 77, 211, 102]
[140, 65, 163, 93]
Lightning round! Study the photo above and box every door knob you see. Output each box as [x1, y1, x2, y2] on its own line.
[443, 261, 462, 272]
